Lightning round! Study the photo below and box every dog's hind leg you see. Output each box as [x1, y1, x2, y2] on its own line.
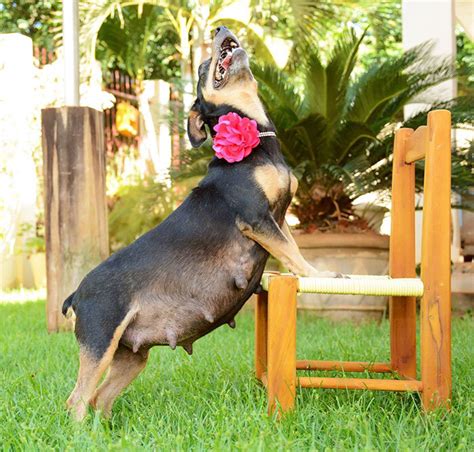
[66, 307, 137, 421]
[90, 344, 148, 417]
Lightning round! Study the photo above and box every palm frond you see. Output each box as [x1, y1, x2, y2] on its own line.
[284, 0, 337, 72]
[347, 42, 455, 128]
[333, 121, 378, 165]
[370, 97, 474, 196]
[287, 0, 336, 36]
[277, 113, 330, 188]
[171, 142, 214, 184]
[325, 29, 364, 121]
[251, 64, 301, 131]
[60, 1, 178, 80]
[303, 47, 327, 117]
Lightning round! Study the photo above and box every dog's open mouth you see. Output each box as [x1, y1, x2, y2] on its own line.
[214, 37, 239, 89]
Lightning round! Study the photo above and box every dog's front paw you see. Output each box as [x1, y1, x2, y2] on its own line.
[308, 269, 349, 279]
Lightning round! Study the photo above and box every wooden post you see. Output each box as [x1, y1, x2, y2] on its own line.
[389, 128, 417, 379]
[420, 110, 452, 410]
[255, 291, 268, 381]
[267, 275, 297, 416]
[42, 107, 109, 332]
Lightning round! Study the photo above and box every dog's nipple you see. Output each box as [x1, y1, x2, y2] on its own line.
[166, 328, 177, 350]
[234, 274, 248, 290]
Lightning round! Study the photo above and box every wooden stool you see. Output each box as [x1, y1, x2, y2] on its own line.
[255, 110, 452, 415]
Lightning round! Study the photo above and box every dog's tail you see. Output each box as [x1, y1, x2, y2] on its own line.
[62, 292, 76, 318]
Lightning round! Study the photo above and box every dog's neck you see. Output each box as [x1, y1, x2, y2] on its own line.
[200, 104, 275, 138]
[201, 81, 270, 127]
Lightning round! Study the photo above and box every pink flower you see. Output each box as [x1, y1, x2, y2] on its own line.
[212, 112, 260, 163]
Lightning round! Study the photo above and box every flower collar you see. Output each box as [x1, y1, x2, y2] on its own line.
[212, 112, 276, 163]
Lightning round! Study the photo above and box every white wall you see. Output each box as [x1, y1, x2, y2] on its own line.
[139, 80, 173, 182]
[0, 34, 37, 288]
[402, 0, 462, 263]
[402, 0, 457, 117]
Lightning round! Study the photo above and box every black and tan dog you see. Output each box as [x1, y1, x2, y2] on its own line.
[64, 26, 338, 421]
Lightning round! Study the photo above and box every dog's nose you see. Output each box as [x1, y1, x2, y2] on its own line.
[214, 26, 227, 37]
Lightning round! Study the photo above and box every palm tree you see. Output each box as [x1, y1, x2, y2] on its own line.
[253, 29, 473, 230]
[74, 1, 272, 89]
[96, 4, 179, 83]
[71, 0, 349, 90]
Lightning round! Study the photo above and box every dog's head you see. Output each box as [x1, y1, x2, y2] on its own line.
[187, 26, 269, 148]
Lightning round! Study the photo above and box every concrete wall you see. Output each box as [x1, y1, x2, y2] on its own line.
[0, 34, 38, 289]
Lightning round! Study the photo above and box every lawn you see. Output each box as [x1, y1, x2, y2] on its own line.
[1, 297, 472, 451]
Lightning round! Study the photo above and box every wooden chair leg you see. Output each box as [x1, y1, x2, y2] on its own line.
[390, 128, 417, 379]
[255, 291, 268, 381]
[267, 275, 297, 416]
[421, 110, 452, 411]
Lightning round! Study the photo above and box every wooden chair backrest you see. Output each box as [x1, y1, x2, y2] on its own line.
[389, 109, 452, 279]
[389, 109, 452, 396]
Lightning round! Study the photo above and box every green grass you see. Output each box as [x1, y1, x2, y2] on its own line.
[1, 298, 473, 451]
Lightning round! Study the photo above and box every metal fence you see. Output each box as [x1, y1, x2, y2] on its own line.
[34, 46, 55, 66]
[34, 47, 141, 155]
[103, 69, 140, 156]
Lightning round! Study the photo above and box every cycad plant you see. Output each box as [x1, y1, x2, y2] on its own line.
[253, 30, 473, 231]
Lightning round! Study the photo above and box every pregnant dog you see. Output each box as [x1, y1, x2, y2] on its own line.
[64, 26, 337, 421]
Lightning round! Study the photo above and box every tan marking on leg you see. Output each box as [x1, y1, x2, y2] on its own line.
[282, 221, 298, 248]
[239, 218, 339, 278]
[90, 345, 148, 417]
[66, 350, 98, 416]
[289, 172, 298, 196]
[254, 165, 289, 204]
[244, 229, 313, 276]
[66, 307, 138, 421]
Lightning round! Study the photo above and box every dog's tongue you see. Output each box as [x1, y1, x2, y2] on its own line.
[222, 54, 232, 70]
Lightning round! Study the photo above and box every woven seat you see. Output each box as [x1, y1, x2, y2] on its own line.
[261, 273, 424, 297]
[255, 110, 452, 415]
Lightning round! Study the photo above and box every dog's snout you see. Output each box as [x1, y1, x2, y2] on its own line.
[214, 26, 227, 37]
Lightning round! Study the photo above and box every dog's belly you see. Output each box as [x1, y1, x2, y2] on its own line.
[120, 238, 266, 353]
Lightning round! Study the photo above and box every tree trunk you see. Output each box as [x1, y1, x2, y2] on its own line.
[42, 106, 109, 332]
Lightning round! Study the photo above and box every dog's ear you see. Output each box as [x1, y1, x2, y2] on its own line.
[187, 100, 207, 148]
